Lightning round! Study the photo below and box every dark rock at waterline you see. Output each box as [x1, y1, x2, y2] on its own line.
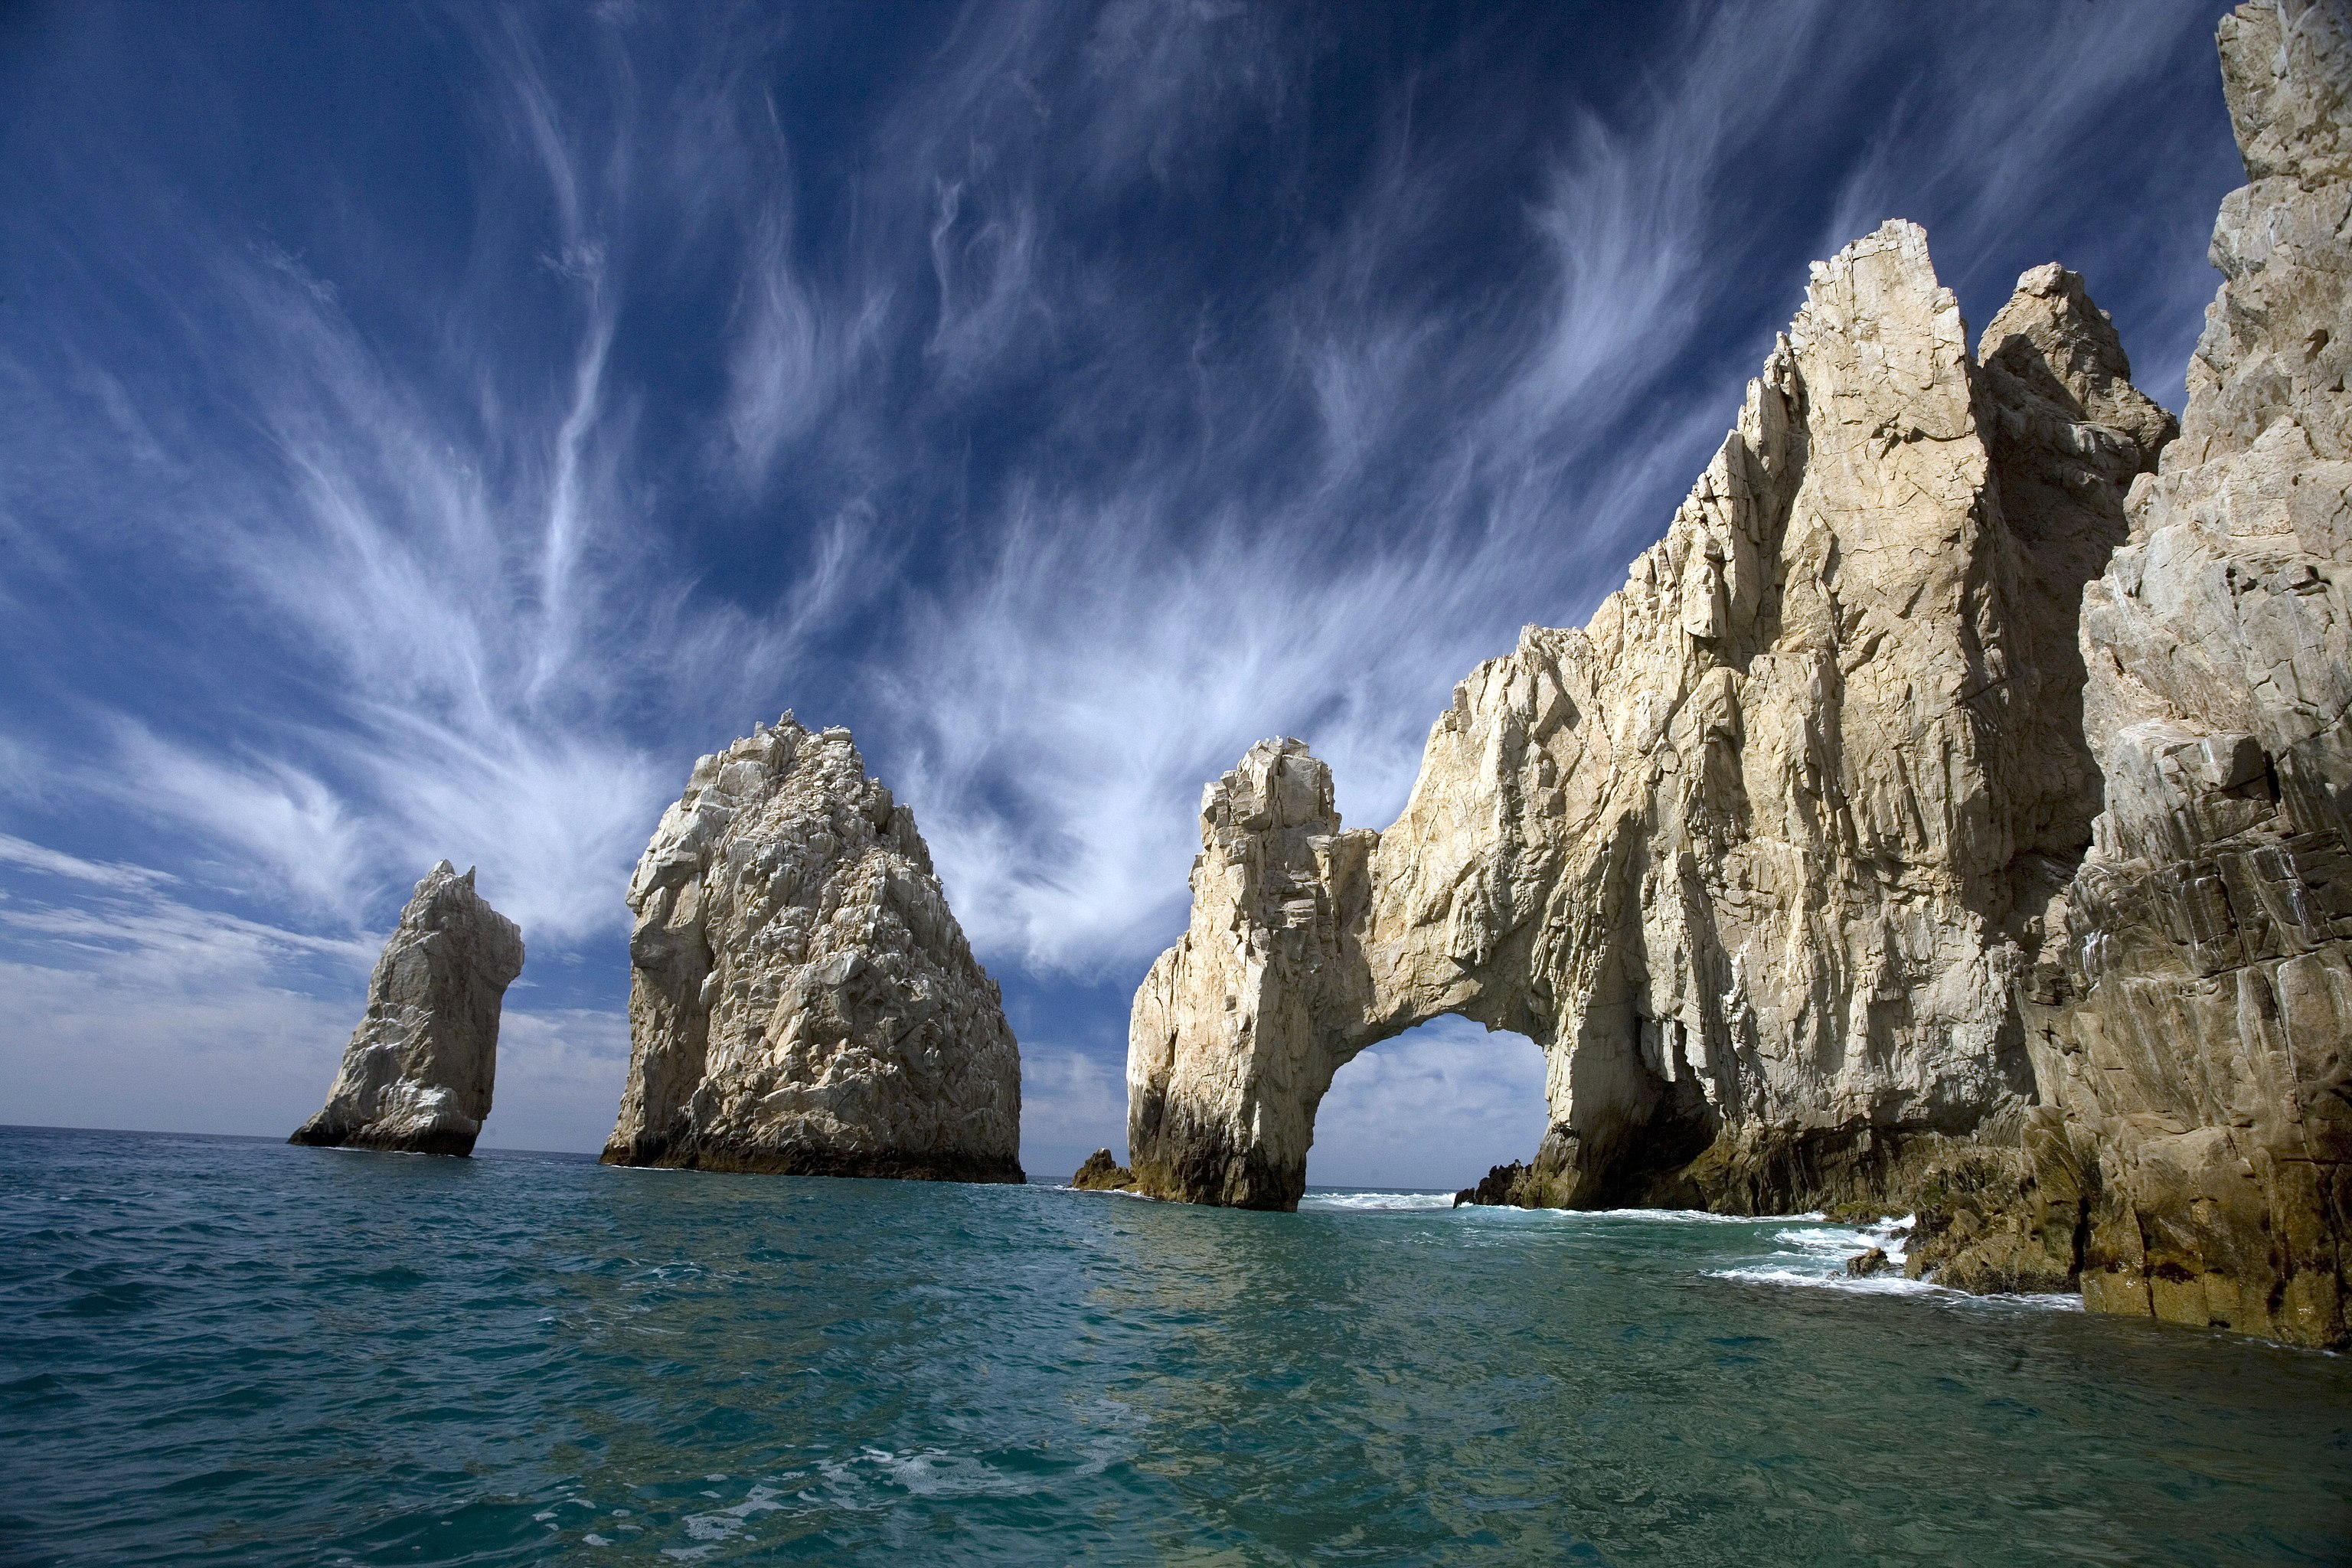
[1454, 1161, 1532, 1207]
[1070, 1149, 1137, 1191]
[1846, 1246, 1891, 1279]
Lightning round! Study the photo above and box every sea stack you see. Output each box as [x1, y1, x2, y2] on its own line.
[601, 714, 1024, 1183]
[1129, 220, 2171, 1214]
[291, 861, 525, 1157]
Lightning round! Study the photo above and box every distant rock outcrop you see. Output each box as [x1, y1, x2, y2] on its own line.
[291, 861, 524, 1158]
[601, 714, 1024, 1184]
[1130, 220, 2170, 1214]
[1070, 1149, 1137, 1191]
[1917, 0, 2352, 1347]
[1452, 1163, 1529, 1208]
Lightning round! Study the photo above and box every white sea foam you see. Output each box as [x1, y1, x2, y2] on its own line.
[1563, 1207, 1816, 1225]
[1299, 1190, 1458, 1212]
[1704, 1214, 2082, 1312]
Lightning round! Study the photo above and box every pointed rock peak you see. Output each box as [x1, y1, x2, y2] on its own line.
[1206, 739, 1338, 840]
[1795, 220, 1962, 348]
[1980, 263, 2177, 464]
[1788, 220, 1976, 447]
[603, 714, 1022, 1183]
[1983, 264, 2130, 387]
[2220, 0, 2351, 185]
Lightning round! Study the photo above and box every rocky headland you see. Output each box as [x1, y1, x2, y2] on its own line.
[291, 861, 524, 1158]
[1125, 1, 2349, 1347]
[601, 714, 1024, 1183]
[1130, 223, 2170, 1214]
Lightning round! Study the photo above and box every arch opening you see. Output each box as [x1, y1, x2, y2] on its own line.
[1305, 1017, 1547, 1194]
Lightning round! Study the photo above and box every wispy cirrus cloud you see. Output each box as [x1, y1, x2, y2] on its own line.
[0, 0, 2240, 1157]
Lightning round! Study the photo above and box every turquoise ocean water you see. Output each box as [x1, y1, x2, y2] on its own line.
[2, 1125, 2347, 1566]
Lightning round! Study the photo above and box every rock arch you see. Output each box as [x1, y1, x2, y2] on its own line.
[1127, 221, 2174, 1214]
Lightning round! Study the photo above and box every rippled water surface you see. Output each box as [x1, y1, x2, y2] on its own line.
[4, 1126, 2347, 1566]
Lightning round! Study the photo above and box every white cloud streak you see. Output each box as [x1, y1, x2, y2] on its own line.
[0, 0, 2237, 1152]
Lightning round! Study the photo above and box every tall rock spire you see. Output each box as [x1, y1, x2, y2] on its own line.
[292, 861, 525, 1158]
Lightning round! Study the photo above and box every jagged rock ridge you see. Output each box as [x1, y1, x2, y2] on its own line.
[1129, 217, 2171, 1216]
[602, 714, 1024, 1183]
[1126, 0, 2350, 1351]
[1920, 0, 2350, 1348]
[292, 861, 524, 1158]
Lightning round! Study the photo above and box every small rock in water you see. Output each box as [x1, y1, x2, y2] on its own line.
[1070, 1149, 1136, 1191]
[1454, 1161, 1531, 1207]
[1846, 1246, 1891, 1279]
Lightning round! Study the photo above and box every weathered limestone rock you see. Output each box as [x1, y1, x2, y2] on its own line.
[601, 714, 1024, 1183]
[1955, 0, 2351, 1348]
[1129, 220, 2173, 1214]
[1129, 740, 1377, 1207]
[291, 861, 524, 1157]
[1069, 1149, 1138, 1191]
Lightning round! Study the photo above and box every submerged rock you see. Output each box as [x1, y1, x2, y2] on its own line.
[1130, 219, 2169, 1215]
[291, 861, 524, 1158]
[1070, 1149, 1138, 1191]
[601, 714, 1024, 1184]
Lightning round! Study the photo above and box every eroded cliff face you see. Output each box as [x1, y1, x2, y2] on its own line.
[1129, 740, 1377, 1207]
[1929, 0, 2350, 1347]
[602, 715, 1024, 1183]
[1129, 222, 2171, 1214]
[292, 861, 524, 1158]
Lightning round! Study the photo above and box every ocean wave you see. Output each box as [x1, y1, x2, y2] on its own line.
[1553, 1207, 1821, 1225]
[1704, 1214, 2082, 1312]
[1298, 1191, 1458, 1212]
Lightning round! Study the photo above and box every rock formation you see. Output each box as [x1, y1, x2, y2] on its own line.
[1845, 1246, 1891, 1279]
[1130, 220, 2171, 1215]
[601, 714, 1024, 1184]
[1453, 1162, 1530, 1208]
[1916, 0, 2351, 1347]
[1070, 1149, 1138, 1191]
[1125, 0, 2350, 1349]
[291, 861, 524, 1157]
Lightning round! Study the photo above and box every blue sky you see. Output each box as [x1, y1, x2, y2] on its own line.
[0, 1, 2241, 1185]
